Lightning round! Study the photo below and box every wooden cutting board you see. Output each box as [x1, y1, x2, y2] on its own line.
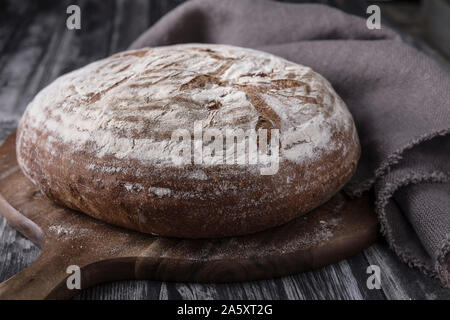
[0, 132, 378, 299]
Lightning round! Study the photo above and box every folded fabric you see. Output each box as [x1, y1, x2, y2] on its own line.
[130, 0, 450, 286]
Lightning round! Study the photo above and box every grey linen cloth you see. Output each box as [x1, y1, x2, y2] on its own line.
[130, 0, 450, 286]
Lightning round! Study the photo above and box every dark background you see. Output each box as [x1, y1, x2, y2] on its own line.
[0, 0, 449, 300]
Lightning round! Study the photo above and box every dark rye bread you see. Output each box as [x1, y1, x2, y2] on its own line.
[16, 44, 360, 238]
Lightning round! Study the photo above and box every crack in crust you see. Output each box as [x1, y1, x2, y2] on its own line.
[87, 76, 132, 104]
[176, 51, 316, 131]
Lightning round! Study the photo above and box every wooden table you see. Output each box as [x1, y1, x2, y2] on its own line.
[0, 0, 449, 300]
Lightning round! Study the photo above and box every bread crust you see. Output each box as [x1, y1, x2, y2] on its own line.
[16, 44, 360, 238]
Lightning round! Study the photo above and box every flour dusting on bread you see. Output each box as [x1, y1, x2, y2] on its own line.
[20, 44, 354, 168]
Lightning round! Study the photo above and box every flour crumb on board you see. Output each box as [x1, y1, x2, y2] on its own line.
[49, 225, 74, 236]
[210, 214, 343, 260]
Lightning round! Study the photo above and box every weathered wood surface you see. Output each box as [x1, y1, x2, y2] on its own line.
[0, 0, 449, 300]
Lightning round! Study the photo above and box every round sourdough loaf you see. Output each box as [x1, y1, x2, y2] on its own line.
[16, 44, 360, 238]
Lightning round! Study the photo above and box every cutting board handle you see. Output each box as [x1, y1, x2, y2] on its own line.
[0, 252, 72, 300]
[0, 193, 78, 299]
[0, 194, 44, 247]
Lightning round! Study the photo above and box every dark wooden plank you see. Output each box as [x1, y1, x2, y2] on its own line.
[74, 280, 162, 300]
[0, 216, 40, 283]
[279, 260, 365, 300]
[0, 1, 64, 116]
[8, 0, 118, 115]
[44, 0, 115, 77]
[0, 1, 41, 58]
[364, 242, 450, 300]
[159, 279, 288, 300]
[75, 278, 288, 300]
[342, 252, 386, 300]
[16, 0, 145, 111]
[109, 0, 150, 54]
[0, 1, 34, 55]
[74, 258, 374, 300]
[13, 1, 72, 114]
